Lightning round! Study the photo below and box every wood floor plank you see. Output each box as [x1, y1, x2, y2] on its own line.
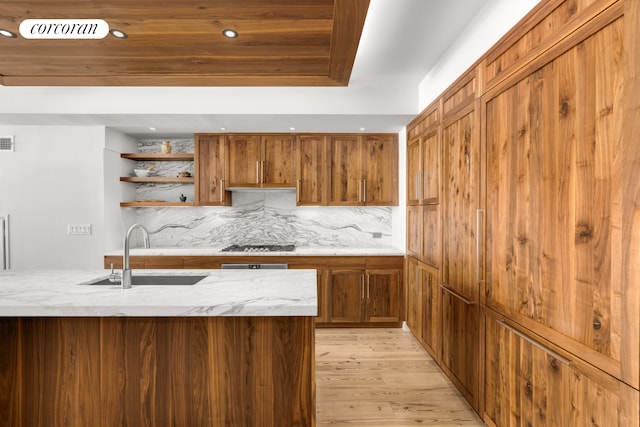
[315, 328, 484, 426]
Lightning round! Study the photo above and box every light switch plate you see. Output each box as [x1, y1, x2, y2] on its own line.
[67, 224, 92, 235]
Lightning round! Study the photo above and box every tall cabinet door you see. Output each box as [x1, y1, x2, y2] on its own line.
[261, 134, 295, 187]
[195, 134, 230, 206]
[328, 135, 362, 205]
[484, 16, 639, 387]
[362, 134, 398, 206]
[227, 134, 262, 187]
[296, 135, 327, 206]
[441, 94, 481, 409]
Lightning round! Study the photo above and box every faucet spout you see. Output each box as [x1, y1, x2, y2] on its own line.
[122, 223, 150, 289]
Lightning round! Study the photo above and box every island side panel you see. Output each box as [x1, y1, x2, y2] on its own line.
[0, 316, 315, 427]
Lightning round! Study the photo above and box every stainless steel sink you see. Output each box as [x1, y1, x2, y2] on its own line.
[90, 275, 207, 286]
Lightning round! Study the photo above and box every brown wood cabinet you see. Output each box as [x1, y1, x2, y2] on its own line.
[483, 3, 639, 388]
[329, 134, 398, 206]
[0, 316, 315, 427]
[227, 134, 296, 188]
[194, 134, 231, 206]
[484, 310, 639, 427]
[406, 256, 441, 360]
[405, 1, 640, 424]
[104, 254, 403, 327]
[327, 266, 402, 325]
[295, 134, 328, 206]
[407, 129, 439, 205]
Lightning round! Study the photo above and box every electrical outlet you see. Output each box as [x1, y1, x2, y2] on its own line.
[372, 232, 382, 239]
[67, 224, 92, 235]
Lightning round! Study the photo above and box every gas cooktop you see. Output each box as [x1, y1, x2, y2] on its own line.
[221, 244, 296, 253]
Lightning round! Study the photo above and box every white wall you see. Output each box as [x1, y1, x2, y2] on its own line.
[0, 125, 106, 269]
[104, 128, 138, 253]
[418, 0, 542, 109]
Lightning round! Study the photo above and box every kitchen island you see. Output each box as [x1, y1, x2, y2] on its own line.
[0, 269, 317, 427]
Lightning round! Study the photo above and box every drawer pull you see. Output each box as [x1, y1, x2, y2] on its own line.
[496, 320, 571, 366]
[440, 284, 475, 305]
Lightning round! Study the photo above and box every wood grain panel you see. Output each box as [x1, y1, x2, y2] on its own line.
[363, 134, 398, 205]
[195, 134, 230, 206]
[0, 316, 315, 427]
[485, 15, 639, 386]
[328, 135, 362, 205]
[261, 134, 296, 187]
[0, 0, 369, 86]
[228, 134, 262, 187]
[296, 135, 328, 205]
[328, 269, 365, 323]
[365, 269, 401, 323]
[407, 101, 440, 139]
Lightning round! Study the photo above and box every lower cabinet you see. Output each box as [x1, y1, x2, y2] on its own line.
[326, 266, 402, 325]
[103, 255, 403, 327]
[406, 256, 440, 359]
[441, 287, 480, 411]
[484, 310, 639, 427]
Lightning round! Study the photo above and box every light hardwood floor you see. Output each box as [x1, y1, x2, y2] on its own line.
[315, 328, 485, 426]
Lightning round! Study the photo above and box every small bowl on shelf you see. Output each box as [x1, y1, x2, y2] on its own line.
[133, 169, 153, 177]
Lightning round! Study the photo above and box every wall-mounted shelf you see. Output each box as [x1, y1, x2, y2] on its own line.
[120, 177, 194, 184]
[120, 201, 195, 207]
[121, 153, 194, 161]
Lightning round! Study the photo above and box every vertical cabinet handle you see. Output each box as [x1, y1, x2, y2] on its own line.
[361, 274, 365, 299]
[261, 161, 265, 184]
[415, 172, 420, 200]
[255, 161, 260, 184]
[366, 274, 370, 298]
[296, 179, 301, 203]
[362, 179, 367, 203]
[476, 209, 485, 283]
[220, 179, 225, 202]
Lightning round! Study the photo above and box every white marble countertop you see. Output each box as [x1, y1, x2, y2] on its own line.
[104, 246, 406, 257]
[0, 269, 317, 317]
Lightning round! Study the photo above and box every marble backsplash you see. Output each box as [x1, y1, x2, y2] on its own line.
[127, 138, 394, 249]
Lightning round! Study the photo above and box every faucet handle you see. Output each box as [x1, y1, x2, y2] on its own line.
[108, 263, 122, 284]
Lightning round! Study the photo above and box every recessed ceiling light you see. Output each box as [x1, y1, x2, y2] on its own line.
[220, 127, 227, 131]
[109, 29, 128, 39]
[289, 127, 296, 131]
[0, 29, 17, 38]
[222, 29, 238, 39]
[149, 127, 157, 131]
[359, 127, 366, 131]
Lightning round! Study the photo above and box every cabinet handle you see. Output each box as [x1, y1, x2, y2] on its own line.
[415, 172, 421, 200]
[261, 161, 265, 184]
[296, 179, 301, 203]
[255, 161, 260, 184]
[366, 274, 370, 299]
[476, 209, 485, 283]
[220, 179, 225, 202]
[496, 320, 571, 366]
[440, 284, 475, 305]
[415, 267, 419, 295]
[361, 274, 365, 299]
[362, 179, 367, 203]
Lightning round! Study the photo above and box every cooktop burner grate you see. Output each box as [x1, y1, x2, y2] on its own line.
[221, 244, 296, 252]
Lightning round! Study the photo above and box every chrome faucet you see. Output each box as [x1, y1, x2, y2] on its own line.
[121, 223, 150, 289]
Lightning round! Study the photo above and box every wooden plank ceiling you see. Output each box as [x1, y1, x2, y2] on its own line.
[0, 0, 369, 86]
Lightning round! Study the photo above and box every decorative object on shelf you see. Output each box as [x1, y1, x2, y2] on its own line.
[178, 171, 191, 177]
[134, 169, 152, 177]
[179, 194, 187, 202]
[161, 141, 172, 154]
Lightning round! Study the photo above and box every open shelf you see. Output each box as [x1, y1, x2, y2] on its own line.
[120, 201, 195, 207]
[121, 153, 194, 161]
[120, 177, 194, 184]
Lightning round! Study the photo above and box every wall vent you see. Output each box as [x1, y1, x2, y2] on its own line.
[0, 136, 14, 152]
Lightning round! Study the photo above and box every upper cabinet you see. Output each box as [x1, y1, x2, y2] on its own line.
[227, 134, 296, 188]
[194, 134, 231, 206]
[295, 135, 328, 206]
[329, 134, 398, 206]
[407, 103, 440, 206]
